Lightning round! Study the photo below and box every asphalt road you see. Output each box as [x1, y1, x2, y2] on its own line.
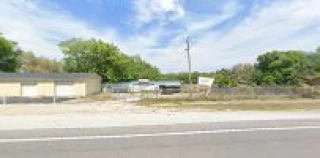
[0, 119, 320, 158]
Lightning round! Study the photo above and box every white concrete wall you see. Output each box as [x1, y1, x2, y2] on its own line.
[0, 82, 21, 97]
[37, 82, 54, 97]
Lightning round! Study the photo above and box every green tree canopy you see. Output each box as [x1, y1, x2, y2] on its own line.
[21, 52, 63, 73]
[161, 71, 215, 84]
[306, 46, 320, 73]
[0, 34, 20, 72]
[125, 55, 161, 80]
[60, 38, 130, 82]
[254, 50, 309, 85]
[214, 69, 238, 87]
[59, 38, 160, 82]
[232, 63, 254, 85]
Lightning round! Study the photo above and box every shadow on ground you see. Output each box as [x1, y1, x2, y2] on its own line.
[0, 97, 75, 104]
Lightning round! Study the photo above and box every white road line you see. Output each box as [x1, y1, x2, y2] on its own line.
[1, 126, 320, 143]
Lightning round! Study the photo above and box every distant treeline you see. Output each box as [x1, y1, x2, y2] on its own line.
[1, 33, 319, 85]
[0, 35, 161, 82]
[162, 48, 320, 87]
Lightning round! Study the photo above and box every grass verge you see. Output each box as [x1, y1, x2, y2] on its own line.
[79, 93, 115, 102]
[138, 99, 320, 111]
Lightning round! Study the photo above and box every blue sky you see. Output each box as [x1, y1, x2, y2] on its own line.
[0, 0, 319, 72]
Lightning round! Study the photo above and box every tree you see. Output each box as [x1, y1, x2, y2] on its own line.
[21, 52, 63, 73]
[59, 38, 161, 82]
[214, 69, 238, 87]
[306, 46, 320, 73]
[125, 55, 161, 80]
[60, 38, 129, 82]
[254, 50, 309, 85]
[0, 34, 20, 72]
[232, 63, 254, 85]
[161, 71, 215, 84]
[161, 73, 189, 83]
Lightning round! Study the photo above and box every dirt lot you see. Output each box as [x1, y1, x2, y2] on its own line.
[139, 99, 320, 111]
[1, 98, 320, 116]
[0, 100, 163, 115]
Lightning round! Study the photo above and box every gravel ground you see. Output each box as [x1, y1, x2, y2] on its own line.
[1, 100, 320, 130]
[0, 111, 320, 131]
[1, 99, 320, 130]
[0, 101, 161, 115]
[1, 99, 320, 115]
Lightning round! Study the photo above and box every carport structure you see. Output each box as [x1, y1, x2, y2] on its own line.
[0, 73, 102, 98]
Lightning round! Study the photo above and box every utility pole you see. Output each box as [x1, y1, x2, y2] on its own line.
[185, 36, 193, 98]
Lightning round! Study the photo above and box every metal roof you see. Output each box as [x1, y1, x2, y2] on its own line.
[0, 73, 101, 82]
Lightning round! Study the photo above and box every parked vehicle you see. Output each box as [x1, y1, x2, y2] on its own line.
[157, 81, 181, 94]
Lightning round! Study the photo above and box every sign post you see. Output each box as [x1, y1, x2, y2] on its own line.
[198, 77, 214, 98]
[198, 77, 214, 87]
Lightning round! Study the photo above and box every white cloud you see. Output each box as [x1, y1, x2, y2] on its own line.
[0, 0, 116, 59]
[0, 0, 319, 73]
[186, 1, 241, 35]
[0, 0, 173, 62]
[147, 0, 245, 72]
[133, 0, 185, 25]
[167, 0, 320, 72]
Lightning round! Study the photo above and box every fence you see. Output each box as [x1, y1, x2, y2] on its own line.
[103, 83, 130, 93]
[1, 96, 73, 105]
[136, 85, 320, 101]
[208, 86, 319, 100]
[101, 82, 320, 101]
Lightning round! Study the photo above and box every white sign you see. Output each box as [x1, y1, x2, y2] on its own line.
[138, 79, 150, 83]
[198, 77, 214, 87]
